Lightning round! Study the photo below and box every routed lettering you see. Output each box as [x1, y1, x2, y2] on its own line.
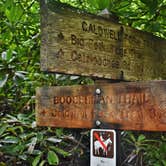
[50, 109, 91, 120]
[53, 93, 150, 105]
[81, 21, 121, 41]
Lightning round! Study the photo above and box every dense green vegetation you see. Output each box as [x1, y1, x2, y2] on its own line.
[0, 0, 166, 165]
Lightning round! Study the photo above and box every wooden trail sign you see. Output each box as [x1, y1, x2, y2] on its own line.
[40, 1, 166, 80]
[36, 81, 166, 131]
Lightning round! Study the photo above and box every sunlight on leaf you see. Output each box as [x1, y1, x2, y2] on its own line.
[32, 154, 42, 166]
[47, 150, 59, 165]
[0, 74, 8, 88]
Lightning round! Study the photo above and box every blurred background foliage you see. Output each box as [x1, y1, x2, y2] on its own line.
[0, 0, 166, 165]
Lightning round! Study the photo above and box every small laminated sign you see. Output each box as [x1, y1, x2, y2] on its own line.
[91, 129, 116, 166]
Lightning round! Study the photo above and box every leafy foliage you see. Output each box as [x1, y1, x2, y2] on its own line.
[61, 0, 166, 38]
[0, 113, 89, 165]
[0, 0, 166, 165]
[0, 0, 91, 165]
[121, 132, 166, 165]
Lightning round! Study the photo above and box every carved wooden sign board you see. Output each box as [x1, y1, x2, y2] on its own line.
[40, 1, 166, 80]
[36, 81, 166, 131]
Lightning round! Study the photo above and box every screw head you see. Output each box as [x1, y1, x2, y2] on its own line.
[96, 120, 101, 126]
[96, 88, 101, 95]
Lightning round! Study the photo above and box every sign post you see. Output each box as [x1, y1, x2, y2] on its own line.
[38, 1, 166, 165]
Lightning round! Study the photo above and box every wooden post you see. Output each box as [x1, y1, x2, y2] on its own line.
[94, 10, 122, 166]
[94, 79, 122, 166]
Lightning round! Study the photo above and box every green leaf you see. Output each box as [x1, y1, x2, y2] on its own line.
[129, 133, 136, 143]
[118, 1, 130, 9]
[0, 124, 8, 136]
[160, 143, 166, 153]
[6, 114, 18, 123]
[1, 49, 16, 62]
[31, 150, 42, 155]
[39, 160, 46, 166]
[0, 74, 8, 88]
[50, 146, 71, 157]
[138, 134, 146, 142]
[55, 128, 63, 138]
[161, 160, 166, 165]
[36, 132, 44, 142]
[1, 51, 7, 60]
[141, 0, 158, 13]
[5, 1, 23, 23]
[0, 162, 6, 166]
[98, 0, 110, 10]
[5, 0, 12, 8]
[8, 126, 24, 134]
[47, 151, 59, 165]
[28, 137, 37, 154]
[17, 113, 30, 123]
[140, 0, 149, 5]
[18, 154, 28, 161]
[87, 0, 99, 9]
[15, 71, 26, 80]
[32, 154, 41, 166]
[86, 0, 110, 10]
[149, 0, 158, 13]
[13, 144, 25, 153]
[1, 136, 19, 144]
[19, 132, 36, 141]
[47, 137, 62, 143]
[151, 22, 161, 32]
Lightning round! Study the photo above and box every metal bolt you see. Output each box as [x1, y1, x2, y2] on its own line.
[96, 88, 101, 95]
[96, 120, 101, 126]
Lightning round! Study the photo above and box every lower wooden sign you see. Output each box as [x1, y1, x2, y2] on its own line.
[36, 81, 166, 131]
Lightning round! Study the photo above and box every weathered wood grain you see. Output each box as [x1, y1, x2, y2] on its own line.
[40, 1, 166, 80]
[36, 81, 166, 131]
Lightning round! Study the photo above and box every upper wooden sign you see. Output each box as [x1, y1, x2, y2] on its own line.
[36, 81, 166, 131]
[40, 1, 166, 80]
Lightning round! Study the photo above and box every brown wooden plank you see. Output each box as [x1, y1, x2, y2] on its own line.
[36, 81, 166, 131]
[40, 1, 166, 80]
